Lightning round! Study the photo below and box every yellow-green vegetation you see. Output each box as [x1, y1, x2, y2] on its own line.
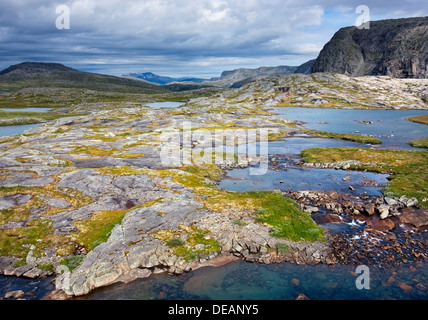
[157, 164, 324, 242]
[301, 147, 428, 208]
[72, 209, 129, 251]
[70, 145, 116, 156]
[0, 185, 92, 225]
[0, 219, 53, 259]
[61, 255, 85, 272]
[71, 198, 164, 251]
[0, 185, 92, 212]
[95, 166, 150, 176]
[304, 129, 382, 144]
[113, 153, 145, 159]
[152, 224, 221, 261]
[410, 138, 428, 149]
[406, 115, 428, 125]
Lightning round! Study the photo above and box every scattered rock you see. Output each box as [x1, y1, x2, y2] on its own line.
[4, 290, 25, 299]
[290, 278, 300, 287]
[295, 293, 310, 300]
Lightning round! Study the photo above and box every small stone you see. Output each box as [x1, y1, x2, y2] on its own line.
[290, 278, 300, 287]
[295, 293, 310, 300]
[157, 291, 167, 300]
[4, 290, 25, 299]
[415, 283, 427, 291]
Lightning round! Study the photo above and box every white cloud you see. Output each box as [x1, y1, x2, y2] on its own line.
[0, 0, 427, 76]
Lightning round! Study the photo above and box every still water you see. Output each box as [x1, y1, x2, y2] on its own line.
[0, 107, 427, 300]
[276, 107, 428, 149]
[0, 108, 53, 113]
[0, 107, 52, 137]
[82, 260, 428, 300]
[145, 102, 184, 108]
[0, 123, 42, 138]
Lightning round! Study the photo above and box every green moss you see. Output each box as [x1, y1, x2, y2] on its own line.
[157, 165, 323, 242]
[410, 138, 428, 149]
[156, 225, 221, 261]
[71, 198, 162, 251]
[0, 219, 53, 258]
[70, 145, 115, 156]
[61, 255, 85, 272]
[232, 219, 248, 226]
[166, 238, 185, 247]
[301, 147, 428, 208]
[0, 185, 92, 210]
[252, 191, 324, 241]
[112, 153, 145, 159]
[406, 115, 428, 125]
[72, 209, 130, 251]
[95, 166, 149, 176]
[304, 129, 382, 144]
[276, 242, 290, 254]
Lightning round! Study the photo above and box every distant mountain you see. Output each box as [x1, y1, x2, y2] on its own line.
[123, 72, 209, 85]
[311, 16, 428, 78]
[0, 62, 207, 94]
[0, 62, 170, 94]
[294, 59, 316, 75]
[215, 65, 298, 87]
[125, 65, 300, 88]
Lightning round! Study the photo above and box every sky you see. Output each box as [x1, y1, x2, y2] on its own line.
[0, 0, 427, 78]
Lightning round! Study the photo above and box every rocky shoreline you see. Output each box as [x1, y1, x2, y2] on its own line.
[1, 73, 427, 299]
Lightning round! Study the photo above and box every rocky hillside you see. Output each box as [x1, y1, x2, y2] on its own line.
[0, 62, 170, 94]
[311, 17, 428, 78]
[205, 65, 298, 87]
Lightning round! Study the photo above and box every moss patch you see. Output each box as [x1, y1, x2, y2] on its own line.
[95, 166, 150, 176]
[152, 225, 221, 261]
[301, 147, 428, 208]
[304, 129, 382, 144]
[156, 165, 324, 242]
[406, 115, 428, 125]
[72, 209, 129, 251]
[70, 145, 115, 156]
[0, 219, 53, 259]
[410, 138, 428, 149]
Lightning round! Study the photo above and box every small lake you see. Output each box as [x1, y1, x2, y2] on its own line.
[0, 108, 53, 113]
[0, 107, 52, 138]
[276, 107, 428, 149]
[219, 137, 388, 195]
[0, 123, 42, 138]
[144, 102, 184, 108]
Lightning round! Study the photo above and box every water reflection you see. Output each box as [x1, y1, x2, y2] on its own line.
[82, 260, 428, 300]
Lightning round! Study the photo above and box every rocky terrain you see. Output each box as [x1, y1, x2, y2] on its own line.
[311, 17, 428, 78]
[0, 99, 325, 297]
[0, 67, 427, 298]
[189, 72, 428, 111]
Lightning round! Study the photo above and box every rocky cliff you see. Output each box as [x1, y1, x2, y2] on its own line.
[311, 17, 428, 78]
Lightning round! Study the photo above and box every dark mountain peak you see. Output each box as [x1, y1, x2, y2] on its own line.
[311, 16, 428, 78]
[0, 62, 76, 75]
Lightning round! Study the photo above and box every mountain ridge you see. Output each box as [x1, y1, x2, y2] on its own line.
[311, 16, 428, 78]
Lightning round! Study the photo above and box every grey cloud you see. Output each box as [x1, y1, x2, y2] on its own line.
[0, 0, 427, 76]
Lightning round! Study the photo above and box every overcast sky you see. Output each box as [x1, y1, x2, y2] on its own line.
[0, 0, 427, 77]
